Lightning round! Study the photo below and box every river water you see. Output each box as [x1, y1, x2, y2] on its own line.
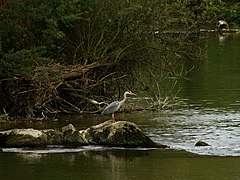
[1, 33, 240, 179]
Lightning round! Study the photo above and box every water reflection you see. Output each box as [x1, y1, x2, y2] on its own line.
[0, 148, 152, 180]
[16, 153, 44, 164]
[178, 33, 240, 110]
[160, 33, 240, 156]
[2, 149, 240, 180]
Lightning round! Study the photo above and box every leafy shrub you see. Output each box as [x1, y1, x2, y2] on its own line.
[0, 0, 216, 117]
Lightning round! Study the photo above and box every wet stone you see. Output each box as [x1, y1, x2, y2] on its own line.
[43, 129, 63, 145]
[83, 120, 166, 148]
[195, 141, 210, 146]
[3, 129, 47, 148]
[0, 121, 167, 148]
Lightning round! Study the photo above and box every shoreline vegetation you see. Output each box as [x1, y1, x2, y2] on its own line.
[0, 0, 239, 120]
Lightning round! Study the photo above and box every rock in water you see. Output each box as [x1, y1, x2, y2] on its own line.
[62, 124, 76, 133]
[43, 129, 63, 145]
[62, 124, 88, 146]
[195, 141, 210, 146]
[2, 129, 47, 147]
[0, 121, 168, 148]
[82, 120, 166, 148]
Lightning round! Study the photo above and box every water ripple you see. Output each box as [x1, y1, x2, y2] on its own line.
[144, 108, 240, 156]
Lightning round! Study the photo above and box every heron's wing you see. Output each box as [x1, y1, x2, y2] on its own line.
[101, 101, 119, 115]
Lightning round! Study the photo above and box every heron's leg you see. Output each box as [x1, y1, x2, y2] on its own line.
[112, 113, 115, 121]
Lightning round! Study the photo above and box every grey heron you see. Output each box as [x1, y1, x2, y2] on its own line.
[101, 91, 137, 121]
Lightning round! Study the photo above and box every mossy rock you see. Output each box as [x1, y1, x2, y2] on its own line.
[61, 124, 88, 146]
[43, 129, 63, 145]
[5, 129, 47, 147]
[6, 134, 47, 147]
[83, 120, 167, 148]
[63, 130, 88, 146]
[0, 121, 167, 148]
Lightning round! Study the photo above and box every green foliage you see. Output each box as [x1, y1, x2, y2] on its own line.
[224, 1, 240, 25]
[0, 48, 49, 77]
[168, 0, 240, 28]
[0, 0, 82, 53]
[0, 0, 202, 117]
[0, 0, 239, 117]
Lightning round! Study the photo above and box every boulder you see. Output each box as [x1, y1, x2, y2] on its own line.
[0, 128, 47, 147]
[82, 120, 167, 148]
[62, 124, 88, 146]
[0, 121, 167, 148]
[43, 129, 63, 145]
[62, 124, 76, 133]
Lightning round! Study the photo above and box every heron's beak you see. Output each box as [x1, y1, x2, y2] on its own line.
[130, 92, 137, 96]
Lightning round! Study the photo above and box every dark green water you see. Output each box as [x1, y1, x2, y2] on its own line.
[179, 33, 240, 110]
[1, 33, 240, 179]
[1, 149, 240, 180]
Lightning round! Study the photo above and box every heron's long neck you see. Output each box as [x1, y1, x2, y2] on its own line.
[119, 93, 128, 107]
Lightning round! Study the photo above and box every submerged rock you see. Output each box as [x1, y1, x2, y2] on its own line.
[81, 120, 167, 148]
[1, 129, 47, 147]
[195, 141, 210, 146]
